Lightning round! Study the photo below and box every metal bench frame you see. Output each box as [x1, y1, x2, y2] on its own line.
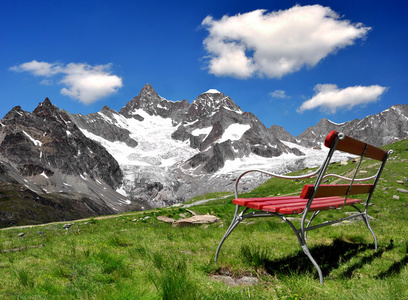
[215, 131, 393, 284]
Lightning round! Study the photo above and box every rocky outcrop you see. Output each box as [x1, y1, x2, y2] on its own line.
[0, 98, 146, 219]
[296, 104, 408, 147]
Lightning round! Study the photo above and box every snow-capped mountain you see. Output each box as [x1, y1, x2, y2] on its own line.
[0, 83, 406, 226]
[296, 104, 408, 148]
[68, 84, 305, 207]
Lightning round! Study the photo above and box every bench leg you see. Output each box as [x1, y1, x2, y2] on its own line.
[283, 217, 324, 284]
[301, 244, 324, 284]
[352, 205, 378, 250]
[362, 213, 378, 250]
[215, 205, 248, 262]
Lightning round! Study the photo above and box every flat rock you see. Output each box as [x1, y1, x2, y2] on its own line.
[396, 188, 408, 194]
[157, 216, 176, 223]
[211, 275, 259, 286]
[172, 215, 220, 227]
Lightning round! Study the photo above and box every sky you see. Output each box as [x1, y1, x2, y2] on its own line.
[1, 0, 407, 136]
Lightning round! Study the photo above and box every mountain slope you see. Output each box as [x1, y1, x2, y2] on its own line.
[296, 104, 408, 147]
[0, 99, 147, 220]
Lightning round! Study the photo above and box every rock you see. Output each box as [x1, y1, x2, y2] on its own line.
[37, 231, 44, 235]
[157, 216, 176, 223]
[396, 188, 408, 194]
[340, 161, 348, 165]
[393, 195, 400, 200]
[185, 208, 197, 216]
[172, 215, 220, 227]
[211, 275, 259, 286]
[63, 224, 72, 229]
[397, 181, 404, 184]
[18, 232, 24, 237]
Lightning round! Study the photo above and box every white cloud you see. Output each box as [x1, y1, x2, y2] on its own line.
[270, 90, 289, 99]
[202, 5, 370, 79]
[10, 60, 123, 104]
[10, 60, 62, 77]
[298, 84, 387, 113]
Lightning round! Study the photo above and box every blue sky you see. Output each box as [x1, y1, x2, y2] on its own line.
[1, 0, 407, 136]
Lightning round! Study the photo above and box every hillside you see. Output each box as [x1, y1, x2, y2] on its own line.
[0, 138, 406, 299]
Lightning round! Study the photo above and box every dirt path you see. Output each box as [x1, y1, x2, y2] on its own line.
[0, 210, 156, 231]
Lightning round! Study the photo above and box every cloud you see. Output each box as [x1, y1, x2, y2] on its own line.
[10, 60, 62, 77]
[10, 60, 123, 104]
[202, 5, 370, 79]
[298, 84, 387, 113]
[270, 90, 289, 99]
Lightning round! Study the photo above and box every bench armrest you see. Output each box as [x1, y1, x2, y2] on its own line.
[234, 168, 321, 198]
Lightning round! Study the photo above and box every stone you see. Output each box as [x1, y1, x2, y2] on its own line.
[37, 231, 44, 235]
[18, 232, 24, 237]
[340, 161, 348, 165]
[157, 216, 176, 223]
[396, 188, 408, 194]
[172, 215, 220, 227]
[63, 224, 72, 229]
[393, 195, 400, 200]
[211, 275, 259, 286]
[397, 181, 404, 184]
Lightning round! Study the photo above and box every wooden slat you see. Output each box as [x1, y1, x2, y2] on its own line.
[263, 197, 362, 214]
[300, 184, 373, 199]
[247, 197, 305, 210]
[260, 197, 342, 213]
[324, 131, 387, 161]
[233, 196, 297, 206]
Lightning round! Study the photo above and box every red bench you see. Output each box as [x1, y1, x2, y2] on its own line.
[215, 131, 393, 284]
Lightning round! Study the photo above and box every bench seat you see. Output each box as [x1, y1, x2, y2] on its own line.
[233, 196, 362, 214]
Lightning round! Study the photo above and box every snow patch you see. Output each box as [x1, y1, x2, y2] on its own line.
[23, 131, 42, 147]
[192, 127, 212, 136]
[219, 124, 251, 143]
[205, 89, 221, 94]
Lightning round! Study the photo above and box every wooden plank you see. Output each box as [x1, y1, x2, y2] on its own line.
[300, 184, 373, 199]
[324, 131, 387, 161]
[233, 196, 297, 206]
[260, 196, 344, 213]
[266, 198, 362, 214]
[247, 197, 306, 210]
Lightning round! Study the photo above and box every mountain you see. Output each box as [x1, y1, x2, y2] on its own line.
[296, 104, 408, 147]
[68, 84, 304, 207]
[0, 84, 407, 227]
[0, 98, 147, 227]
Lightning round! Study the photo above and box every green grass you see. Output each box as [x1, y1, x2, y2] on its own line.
[0, 139, 407, 299]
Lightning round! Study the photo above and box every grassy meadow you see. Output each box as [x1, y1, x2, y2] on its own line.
[0, 139, 407, 299]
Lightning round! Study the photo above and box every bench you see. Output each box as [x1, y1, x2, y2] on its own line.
[215, 131, 393, 283]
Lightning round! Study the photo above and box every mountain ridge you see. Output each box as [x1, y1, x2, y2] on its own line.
[1, 83, 407, 227]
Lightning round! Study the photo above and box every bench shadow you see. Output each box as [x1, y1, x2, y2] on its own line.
[251, 238, 400, 280]
[375, 254, 408, 279]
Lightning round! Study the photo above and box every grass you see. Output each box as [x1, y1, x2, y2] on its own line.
[0, 139, 407, 299]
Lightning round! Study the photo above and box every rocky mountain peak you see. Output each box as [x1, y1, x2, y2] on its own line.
[119, 83, 163, 118]
[186, 91, 243, 122]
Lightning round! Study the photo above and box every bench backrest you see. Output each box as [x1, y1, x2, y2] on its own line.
[304, 131, 391, 210]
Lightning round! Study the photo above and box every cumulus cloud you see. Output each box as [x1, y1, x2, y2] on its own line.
[10, 60, 123, 104]
[298, 84, 387, 113]
[202, 5, 370, 79]
[270, 90, 289, 99]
